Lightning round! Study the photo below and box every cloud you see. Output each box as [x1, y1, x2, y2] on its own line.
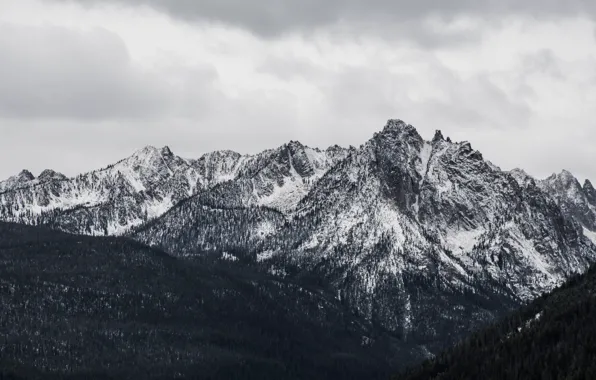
[0, 24, 168, 119]
[0, 0, 595, 184]
[0, 22, 229, 122]
[52, 0, 596, 38]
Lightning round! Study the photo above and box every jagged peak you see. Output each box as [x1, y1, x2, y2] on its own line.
[160, 146, 173, 157]
[432, 130, 444, 143]
[510, 168, 530, 177]
[554, 170, 581, 185]
[17, 169, 35, 181]
[544, 170, 582, 189]
[199, 150, 242, 161]
[371, 119, 423, 147]
[382, 119, 418, 135]
[38, 169, 66, 181]
[584, 179, 595, 192]
[559, 169, 576, 178]
[509, 168, 534, 186]
[325, 144, 348, 155]
[130, 145, 160, 158]
[286, 140, 306, 152]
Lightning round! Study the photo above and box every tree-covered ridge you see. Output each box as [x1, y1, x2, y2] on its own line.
[395, 264, 596, 380]
[0, 222, 409, 380]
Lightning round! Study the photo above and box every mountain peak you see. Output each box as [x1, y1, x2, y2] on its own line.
[382, 119, 417, 134]
[17, 169, 35, 181]
[432, 130, 445, 143]
[286, 140, 305, 151]
[160, 146, 174, 157]
[509, 168, 534, 186]
[134, 145, 160, 156]
[38, 169, 66, 182]
[559, 169, 576, 178]
[546, 170, 578, 184]
[0, 169, 36, 192]
[373, 120, 423, 147]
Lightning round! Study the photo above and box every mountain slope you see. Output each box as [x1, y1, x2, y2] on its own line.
[0, 222, 410, 380]
[132, 120, 596, 354]
[395, 263, 596, 380]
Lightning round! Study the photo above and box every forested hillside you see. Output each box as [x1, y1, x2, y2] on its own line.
[0, 222, 410, 380]
[395, 264, 596, 380]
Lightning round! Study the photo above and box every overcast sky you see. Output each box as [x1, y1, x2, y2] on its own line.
[1, 0, 595, 181]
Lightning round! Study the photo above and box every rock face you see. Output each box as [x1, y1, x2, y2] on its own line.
[2, 119, 596, 355]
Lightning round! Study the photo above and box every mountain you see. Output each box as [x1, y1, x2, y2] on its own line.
[2, 119, 596, 358]
[0, 143, 346, 236]
[394, 263, 596, 380]
[0, 170, 36, 192]
[538, 170, 596, 242]
[131, 120, 596, 354]
[0, 221, 412, 380]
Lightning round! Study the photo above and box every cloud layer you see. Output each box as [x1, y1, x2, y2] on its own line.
[60, 0, 596, 37]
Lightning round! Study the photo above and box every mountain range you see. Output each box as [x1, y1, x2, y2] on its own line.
[2, 119, 596, 374]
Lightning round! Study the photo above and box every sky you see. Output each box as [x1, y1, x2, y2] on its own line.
[1, 0, 596, 182]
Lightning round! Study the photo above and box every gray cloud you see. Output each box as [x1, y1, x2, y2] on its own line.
[54, 0, 596, 38]
[0, 24, 160, 119]
[0, 23, 223, 121]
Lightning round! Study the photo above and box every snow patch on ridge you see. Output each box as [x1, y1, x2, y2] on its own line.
[583, 227, 596, 245]
[444, 228, 485, 255]
[258, 178, 309, 212]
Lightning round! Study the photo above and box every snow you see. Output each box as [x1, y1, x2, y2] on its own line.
[254, 221, 276, 238]
[418, 142, 433, 179]
[268, 266, 287, 277]
[145, 197, 174, 219]
[117, 168, 146, 192]
[517, 312, 544, 333]
[304, 147, 332, 177]
[221, 252, 239, 261]
[583, 227, 596, 245]
[257, 177, 310, 212]
[444, 228, 485, 255]
[257, 250, 275, 262]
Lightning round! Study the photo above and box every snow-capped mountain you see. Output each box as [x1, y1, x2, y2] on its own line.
[132, 120, 596, 352]
[0, 142, 346, 235]
[2, 119, 596, 354]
